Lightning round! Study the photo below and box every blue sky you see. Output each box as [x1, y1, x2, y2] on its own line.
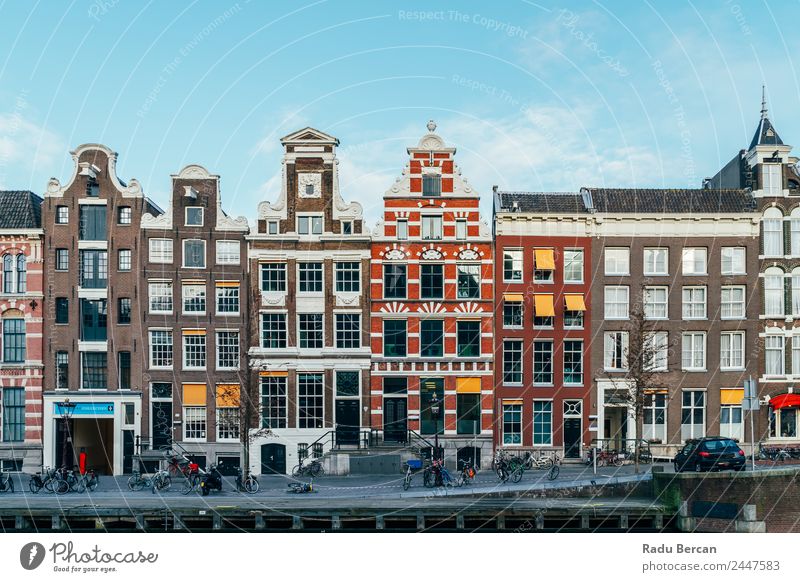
[0, 0, 797, 224]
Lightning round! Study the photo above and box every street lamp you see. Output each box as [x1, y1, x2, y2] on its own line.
[56, 399, 76, 469]
[430, 393, 441, 462]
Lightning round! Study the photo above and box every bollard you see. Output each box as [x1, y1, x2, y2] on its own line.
[376, 515, 385, 530]
[292, 515, 303, 530]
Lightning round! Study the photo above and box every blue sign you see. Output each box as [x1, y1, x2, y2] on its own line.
[53, 402, 114, 416]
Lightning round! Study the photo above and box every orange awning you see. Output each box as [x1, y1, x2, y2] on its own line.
[533, 294, 555, 316]
[259, 371, 288, 377]
[216, 384, 241, 408]
[534, 249, 555, 270]
[215, 281, 239, 288]
[564, 294, 586, 311]
[183, 384, 207, 406]
[720, 389, 744, 406]
[182, 329, 206, 336]
[456, 378, 481, 394]
[504, 293, 524, 302]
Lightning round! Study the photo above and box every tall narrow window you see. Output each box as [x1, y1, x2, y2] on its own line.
[15, 255, 25, 293]
[503, 249, 523, 282]
[563, 249, 584, 283]
[563, 340, 583, 385]
[503, 340, 523, 384]
[420, 264, 443, 299]
[533, 341, 553, 385]
[383, 320, 407, 357]
[2, 255, 12, 293]
[2, 319, 25, 363]
[383, 264, 407, 299]
[118, 351, 131, 390]
[2, 387, 24, 442]
[420, 319, 444, 357]
[681, 391, 705, 440]
[763, 207, 784, 257]
[764, 267, 785, 317]
[396, 219, 408, 240]
[765, 336, 785, 376]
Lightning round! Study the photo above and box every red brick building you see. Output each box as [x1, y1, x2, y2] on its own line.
[0, 191, 44, 472]
[492, 191, 592, 459]
[370, 122, 494, 468]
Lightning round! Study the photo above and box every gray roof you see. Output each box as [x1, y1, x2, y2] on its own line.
[749, 115, 783, 150]
[0, 191, 42, 229]
[495, 191, 587, 214]
[583, 188, 756, 214]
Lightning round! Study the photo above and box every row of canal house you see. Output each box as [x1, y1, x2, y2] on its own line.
[0, 106, 792, 475]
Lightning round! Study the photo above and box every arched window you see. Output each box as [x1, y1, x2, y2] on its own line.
[763, 207, 784, 257]
[2, 255, 12, 294]
[793, 268, 800, 318]
[15, 254, 25, 294]
[790, 208, 800, 257]
[765, 266, 786, 317]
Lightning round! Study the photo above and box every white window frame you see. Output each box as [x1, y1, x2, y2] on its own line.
[604, 286, 629, 320]
[644, 286, 668, 320]
[604, 247, 630, 276]
[681, 332, 706, 371]
[396, 219, 408, 241]
[215, 284, 240, 315]
[721, 247, 746, 275]
[148, 281, 173, 314]
[298, 313, 324, 349]
[720, 331, 745, 371]
[149, 239, 173, 264]
[764, 267, 786, 318]
[682, 247, 707, 276]
[297, 262, 324, 295]
[503, 249, 523, 282]
[603, 331, 629, 371]
[182, 239, 206, 269]
[644, 331, 669, 372]
[682, 286, 707, 320]
[182, 284, 206, 315]
[183, 406, 206, 442]
[297, 214, 323, 236]
[643, 247, 669, 276]
[185, 207, 204, 227]
[455, 219, 467, 240]
[421, 214, 443, 241]
[681, 390, 706, 440]
[215, 331, 239, 370]
[563, 249, 584, 284]
[148, 330, 173, 369]
[215, 240, 240, 265]
[721, 285, 746, 320]
[182, 333, 207, 370]
[765, 335, 786, 377]
[763, 163, 782, 196]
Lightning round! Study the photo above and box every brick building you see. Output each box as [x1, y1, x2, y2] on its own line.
[0, 191, 44, 472]
[248, 128, 371, 475]
[370, 122, 494, 469]
[41, 144, 161, 474]
[140, 164, 249, 471]
[708, 93, 800, 444]
[585, 187, 760, 458]
[493, 191, 592, 460]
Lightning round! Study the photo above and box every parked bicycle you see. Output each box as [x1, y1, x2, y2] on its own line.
[424, 458, 454, 488]
[758, 442, 794, 462]
[150, 469, 171, 494]
[292, 458, 324, 478]
[29, 467, 68, 494]
[403, 459, 424, 490]
[455, 460, 477, 487]
[235, 467, 259, 494]
[0, 469, 13, 492]
[127, 469, 154, 491]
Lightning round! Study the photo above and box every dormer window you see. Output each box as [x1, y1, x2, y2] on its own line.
[185, 207, 203, 226]
[298, 215, 323, 235]
[422, 174, 441, 197]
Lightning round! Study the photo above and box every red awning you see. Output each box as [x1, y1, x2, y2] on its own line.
[770, 394, 800, 410]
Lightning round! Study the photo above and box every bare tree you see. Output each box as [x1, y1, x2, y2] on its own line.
[610, 290, 667, 474]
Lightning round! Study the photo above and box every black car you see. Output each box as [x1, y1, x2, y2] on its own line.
[673, 437, 746, 472]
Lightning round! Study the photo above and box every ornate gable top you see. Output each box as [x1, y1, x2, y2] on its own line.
[280, 127, 339, 146]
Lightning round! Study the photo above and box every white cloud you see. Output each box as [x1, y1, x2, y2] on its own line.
[0, 112, 63, 190]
